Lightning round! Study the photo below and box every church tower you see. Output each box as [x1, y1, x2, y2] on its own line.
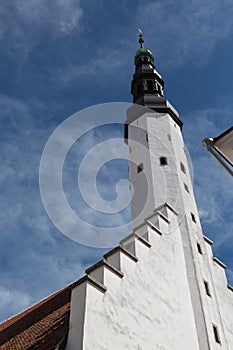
[123, 31, 233, 349]
[1, 32, 233, 350]
[65, 33, 233, 350]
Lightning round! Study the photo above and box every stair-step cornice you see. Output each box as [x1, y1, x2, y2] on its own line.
[85, 260, 124, 279]
[104, 246, 138, 263]
[146, 220, 162, 236]
[69, 275, 107, 293]
[120, 232, 151, 248]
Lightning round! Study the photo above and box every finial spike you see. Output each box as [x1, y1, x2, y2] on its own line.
[138, 28, 144, 48]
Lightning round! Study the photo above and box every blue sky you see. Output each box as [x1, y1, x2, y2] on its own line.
[0, 0, 233, 322]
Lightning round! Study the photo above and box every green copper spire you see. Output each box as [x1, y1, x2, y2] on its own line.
[131, 29, 163, 104]
[134, 29, 154, 67]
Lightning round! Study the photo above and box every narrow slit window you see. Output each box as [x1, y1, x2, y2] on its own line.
[146, 133, 148, 142]
[160, 157, 168, 166]
[204, 281, 211, 297]
[147, 80, 153, 90]
[191, 212, 196, 223]
[180, 162, 186, 174]
[213, 324, 221, 344]
[137, 163, 143, 173]
[197, 242, 202, 255]
[184, 183, 189, 193]
[137, 83, 142, 94]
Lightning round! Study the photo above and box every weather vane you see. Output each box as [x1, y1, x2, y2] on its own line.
[138, 28, 144, 48]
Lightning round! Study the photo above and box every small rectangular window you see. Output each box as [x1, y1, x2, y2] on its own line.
[213, 324, 221, 344]
[204, 281, 211, 297]
[191, 212, 196, 223]
[197, 243, 202, 255]
[146, 133, 148, 142]
[137, 163, 143, 173]
[160, 157, 168, 166]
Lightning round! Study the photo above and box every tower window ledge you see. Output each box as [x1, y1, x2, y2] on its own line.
[213, 257, 227, 269]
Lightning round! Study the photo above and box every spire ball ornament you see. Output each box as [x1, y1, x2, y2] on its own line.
[138, 28, 144, 48]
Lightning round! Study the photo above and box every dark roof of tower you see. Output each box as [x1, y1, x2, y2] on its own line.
[124, 30, 183, 142]
[0, 286, 71, 350]
[134, 47, 154, 66]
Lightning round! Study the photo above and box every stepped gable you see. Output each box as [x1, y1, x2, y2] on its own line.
[0, 202, 232, 349]
[0, 286, 71, 350]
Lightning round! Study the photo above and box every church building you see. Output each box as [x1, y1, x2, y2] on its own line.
[1, 33, 233, 350]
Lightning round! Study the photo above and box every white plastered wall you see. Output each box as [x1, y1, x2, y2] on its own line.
[66, 110, 233, 350]
[73, 215, 200, 350]
[127, 110, 231, 349]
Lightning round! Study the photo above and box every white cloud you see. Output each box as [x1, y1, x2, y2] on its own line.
[54, 48, 128, 85]
[15, 0, 83, 35]
[0, 1, 83, 65]
[0, 287, 32, 321]
[136, 0, 233, 66]
[0, 253, 85, 323]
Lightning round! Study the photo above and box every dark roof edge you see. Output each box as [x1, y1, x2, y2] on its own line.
[213, 126, 233, 142]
